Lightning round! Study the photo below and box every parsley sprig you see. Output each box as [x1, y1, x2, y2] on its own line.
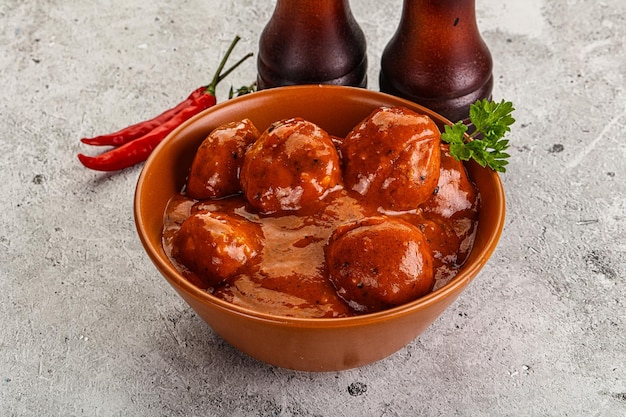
[441, 99, 515, 173]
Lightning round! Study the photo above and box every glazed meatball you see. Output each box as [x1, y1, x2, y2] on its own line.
[340, 107, 441, 210]
[412, 217, 464, 285]
[325, 217, 434, 314]
[419, 145, 480, 280]
[171, 211, 263, 287]
[422, 144, 479, 220]
[240, 118, 342, 214]
[186, 119, 260, 199]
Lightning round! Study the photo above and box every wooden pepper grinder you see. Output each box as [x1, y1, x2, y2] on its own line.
[257, 0, 368, 89]
[379, 0, 493, 122]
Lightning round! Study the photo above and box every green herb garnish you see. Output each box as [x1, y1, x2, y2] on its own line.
[441, 99, 515, 173]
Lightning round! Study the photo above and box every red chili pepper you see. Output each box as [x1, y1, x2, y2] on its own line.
[79, 86, 207, 147]
[78, 94, 217, 171]
[78, 35, 253, 171]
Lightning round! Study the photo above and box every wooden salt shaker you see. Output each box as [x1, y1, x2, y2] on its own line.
[257, 0, 368, 89]
[379, 0, 493, 122]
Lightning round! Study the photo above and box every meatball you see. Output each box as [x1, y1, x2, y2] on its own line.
[240, 118, 342, 214]
[325, 217, 434, 314]
[186, 119, 260, 199]
[340, 106, 441, 210]
[171, 211, 262, 287]
[412, 217, 464, 285]
[419, 145, 480, 282]
[421, 144, 479, 220]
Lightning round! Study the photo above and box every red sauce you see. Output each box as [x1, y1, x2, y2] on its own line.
[162, 107, 479, 318]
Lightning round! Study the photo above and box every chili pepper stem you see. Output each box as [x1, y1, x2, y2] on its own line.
[217, 52, 254, 85]
[204, 36, 253, 97]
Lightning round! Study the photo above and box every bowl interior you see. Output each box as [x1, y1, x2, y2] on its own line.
[135, 84, 505, 323]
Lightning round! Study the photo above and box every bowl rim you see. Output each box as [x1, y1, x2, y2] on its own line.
[134, 84, 506, 328]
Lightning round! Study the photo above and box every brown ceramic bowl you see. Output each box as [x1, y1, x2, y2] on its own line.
[134, 85, 505, 372]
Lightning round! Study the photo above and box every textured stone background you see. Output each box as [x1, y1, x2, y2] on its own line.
[1, 0, 624, 416]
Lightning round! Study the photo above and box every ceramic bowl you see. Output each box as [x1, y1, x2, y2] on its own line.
[134, 85, 505, 372]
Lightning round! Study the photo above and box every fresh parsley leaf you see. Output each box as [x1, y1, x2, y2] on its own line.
[441, 99, 515, 173]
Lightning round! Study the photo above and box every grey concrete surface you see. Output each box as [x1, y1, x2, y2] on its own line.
[1, 0, 624, 416]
